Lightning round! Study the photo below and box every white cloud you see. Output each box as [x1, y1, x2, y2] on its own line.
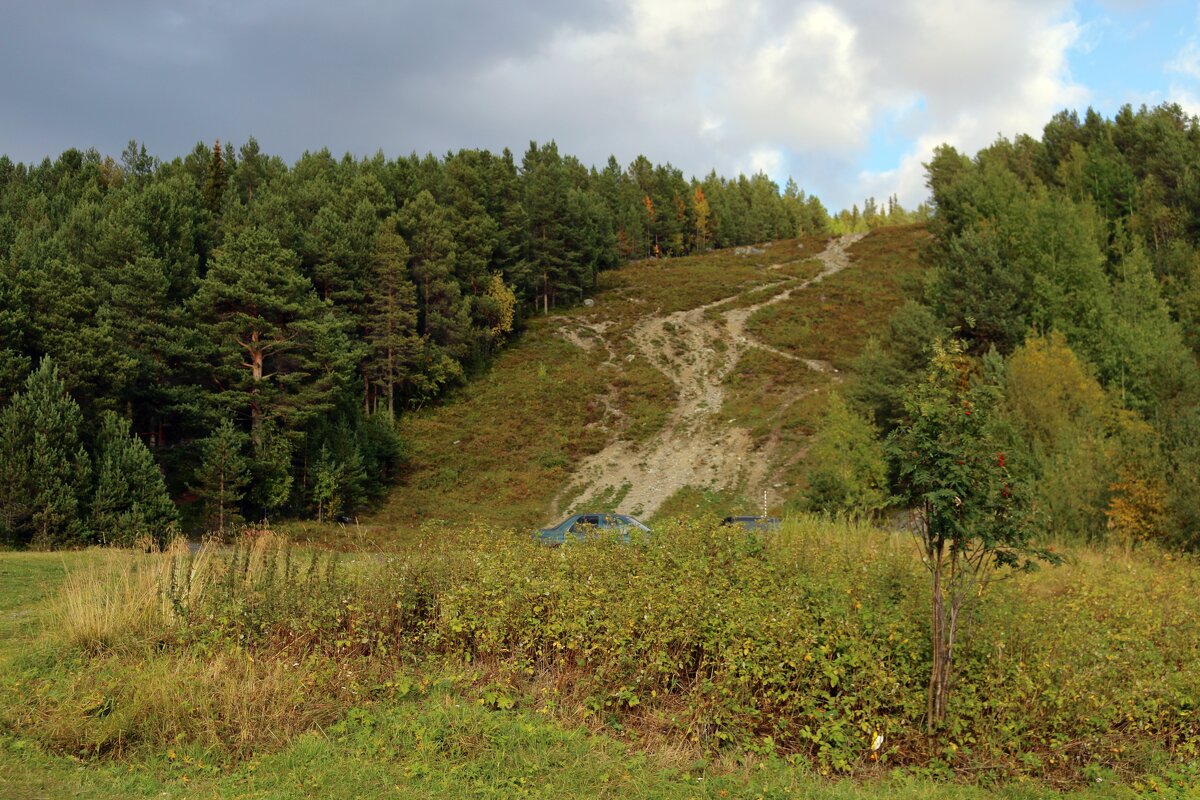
[3, 0, 1096, 212]
[848, 0, 1087, 208]
[464, 0, 1088, 209]
[1165, 15, 1200, 118]
[1169, 40, 1200, 81]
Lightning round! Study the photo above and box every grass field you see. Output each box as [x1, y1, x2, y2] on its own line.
[744, 224, 930, 370]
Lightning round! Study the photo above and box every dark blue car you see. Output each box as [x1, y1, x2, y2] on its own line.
[721, 515, 781, 532]
[534, 513, 651, 545]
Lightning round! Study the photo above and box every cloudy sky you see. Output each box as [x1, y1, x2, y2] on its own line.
[2, 0, 1197, 210]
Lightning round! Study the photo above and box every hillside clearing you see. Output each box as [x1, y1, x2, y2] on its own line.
[337, 228, 926, 545]
[551, 233, 863, 519]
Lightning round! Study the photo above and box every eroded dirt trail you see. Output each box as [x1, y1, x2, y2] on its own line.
[550, 234, 864, 520]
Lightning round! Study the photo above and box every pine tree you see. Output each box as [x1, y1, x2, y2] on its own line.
[235, 136, 268, 203]
[0, 269, 31, 401]
[0, 358, 91, 546]
[692, 185, 711, 251]
[303, 203, 351, 302]
[310, 443, 342, 522]
[444, 151, 500, 294]
[397, 190, 470, 356]
[17, 255, 131, 417]
[191, 226, 325, 432]
[191, 419, 250, 534]
[246, 418, 293, 521]
[204, 139, 227, 215]
[365, 218, 422, 418]
[91, 411, 179, 546]
[522, 142, 571, 312]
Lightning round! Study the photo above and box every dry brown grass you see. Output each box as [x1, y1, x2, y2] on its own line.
[23, 649, 352, 759]
[53, 531, 292, 654]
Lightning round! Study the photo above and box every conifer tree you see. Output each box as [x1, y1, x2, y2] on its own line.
[310, 444, 342, 522]
[522, 142, 571, 312]
[365, 218, 421, 418]
[483, 148, 531, 291]
[191, 419, 250, 534]
[246, 418, 293, 521]
[191, 226, 324, 432]
[0, 358, 91, 546]
[692, 185, 711, 251]
[91, 411, 179, 546]
[398, 190, 470, 356]
[204, 139, 227, 215]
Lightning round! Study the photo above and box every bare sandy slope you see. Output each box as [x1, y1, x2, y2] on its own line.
[549, 234, 864, 521]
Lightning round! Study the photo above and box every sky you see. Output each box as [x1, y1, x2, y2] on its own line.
[1, 0, 1198, 211]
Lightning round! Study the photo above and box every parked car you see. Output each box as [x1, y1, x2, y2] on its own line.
[534, 513, 651, 545]
[721, 515, 781, 532]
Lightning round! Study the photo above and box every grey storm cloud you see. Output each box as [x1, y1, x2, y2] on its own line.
[2, 0, 620, 160]
[2, 0, 1090, 209]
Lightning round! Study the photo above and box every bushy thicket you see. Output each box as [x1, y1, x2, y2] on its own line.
[20, 524, 1199, 785]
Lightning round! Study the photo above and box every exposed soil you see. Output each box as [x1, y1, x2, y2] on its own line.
[550, 234, 864, 520]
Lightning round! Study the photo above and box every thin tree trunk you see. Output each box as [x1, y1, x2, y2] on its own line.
[386, 344, 395, 421]
[217, 473, 226, 534]
[928, 538, 945, 729]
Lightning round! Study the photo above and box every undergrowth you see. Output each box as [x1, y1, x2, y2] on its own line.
[9, 522, 1198, 792]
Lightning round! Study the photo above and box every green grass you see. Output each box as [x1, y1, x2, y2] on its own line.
[4, 706, 1171, 799]
[0, 553, 77, 659]
[713, 225, 930, 509]
[649, 487, 755, 525]
[721, 347, 828, 446]
[597, 236, 828, 322]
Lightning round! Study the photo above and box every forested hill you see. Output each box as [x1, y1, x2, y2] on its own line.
[843, 102, 1200, 551]
[0, 140, 830, 546]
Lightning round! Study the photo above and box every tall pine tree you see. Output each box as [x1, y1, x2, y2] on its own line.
[365, 217, 422, 418]
[190, 419, 250, 534]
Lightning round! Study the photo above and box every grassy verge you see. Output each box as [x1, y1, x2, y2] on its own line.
[4, 703, 1171, 799]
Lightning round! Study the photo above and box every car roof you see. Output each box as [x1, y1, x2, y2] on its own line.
[542, 512, 649, 529]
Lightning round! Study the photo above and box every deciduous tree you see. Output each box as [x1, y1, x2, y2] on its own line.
[888, 340, 1055, 730]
